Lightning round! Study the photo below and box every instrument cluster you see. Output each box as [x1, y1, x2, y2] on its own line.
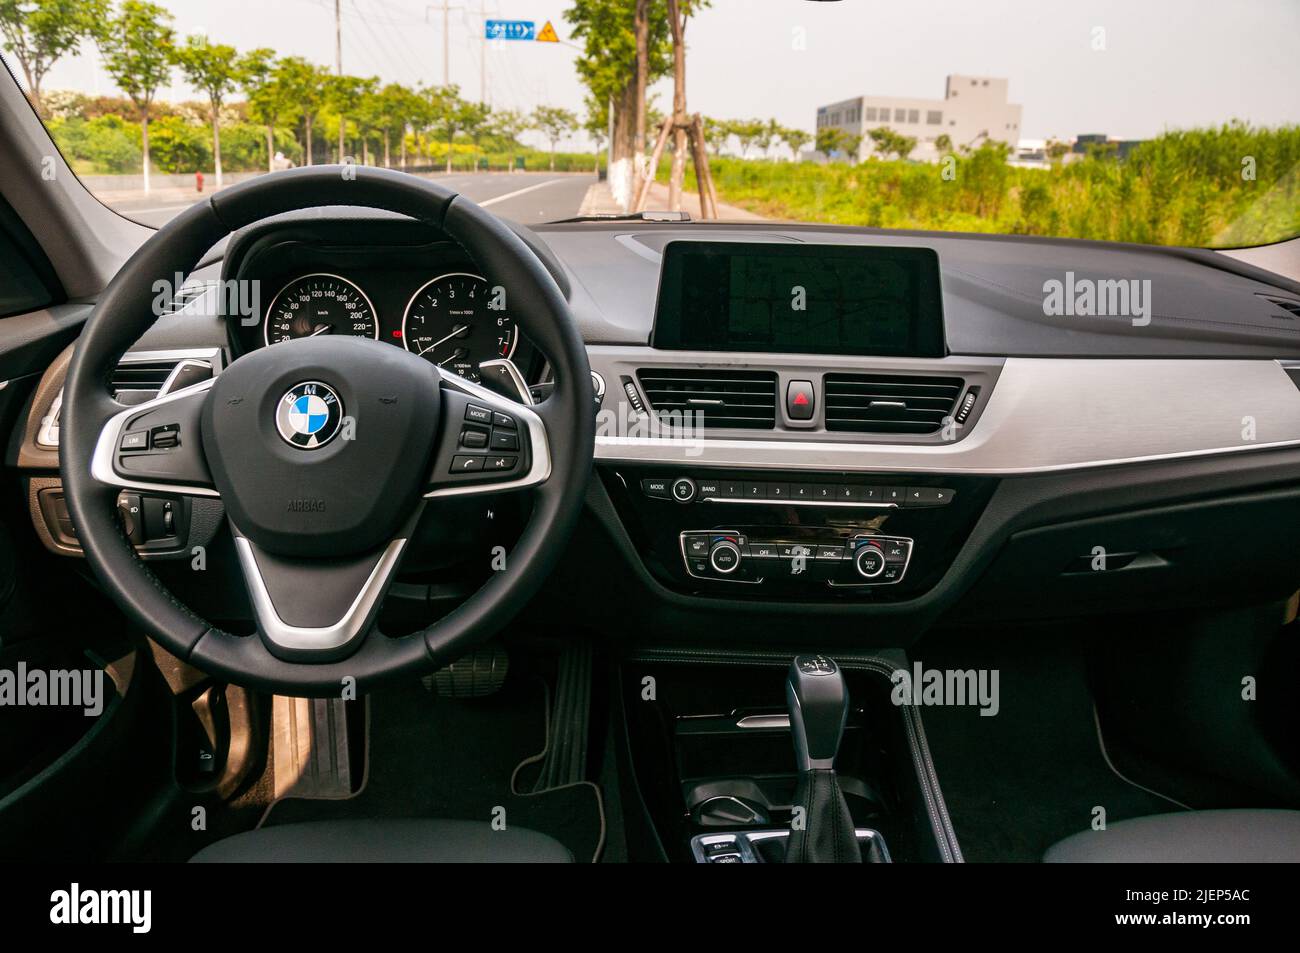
[226, 231, 537, 385]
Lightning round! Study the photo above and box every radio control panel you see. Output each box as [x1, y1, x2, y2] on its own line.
[679, 530, 914, 588]
[644, 475, 954, 509]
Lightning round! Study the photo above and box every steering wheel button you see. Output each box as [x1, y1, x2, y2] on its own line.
[486, 455, 517, 471]
[120, 430, 149, 451]
[492, 411, 516, 429]
[465, 403, 493, 424]
[489, 429, 519, 451]
[460, 428, 488, 449]
[451, 454, 484, 472]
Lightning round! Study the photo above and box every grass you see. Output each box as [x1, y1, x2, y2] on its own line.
[680, 122, 1300, 248]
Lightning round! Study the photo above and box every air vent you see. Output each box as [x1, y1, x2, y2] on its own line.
[824, 373, 965, 434]
[161, 280, 220, 315]
[636, 368, 777, 429]
[109, 360, 184, 405]
[1257, 293, 1300, 320]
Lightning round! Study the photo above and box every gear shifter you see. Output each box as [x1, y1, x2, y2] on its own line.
[784, 655, 862, 863]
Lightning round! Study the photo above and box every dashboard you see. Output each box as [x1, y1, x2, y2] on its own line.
[12, 212, 1300, 647]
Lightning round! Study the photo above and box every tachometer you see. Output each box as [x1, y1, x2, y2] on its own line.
[263, 273, 378, 345]
[401, 272, 516, 380]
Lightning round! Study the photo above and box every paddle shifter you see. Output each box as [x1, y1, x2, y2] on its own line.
[784, 655, 862, 863]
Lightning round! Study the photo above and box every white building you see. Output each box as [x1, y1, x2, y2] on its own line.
[816, 75, 1023, 163]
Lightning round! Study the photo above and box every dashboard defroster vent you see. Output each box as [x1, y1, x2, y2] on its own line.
[824, 373, 965, 435]
[636, 368, 778, 429]
[109, 361, 185, 404]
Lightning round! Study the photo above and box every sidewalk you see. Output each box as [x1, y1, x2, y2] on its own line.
[578, 178, 767, 221]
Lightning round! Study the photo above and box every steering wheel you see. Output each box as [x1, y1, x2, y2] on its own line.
[59, 166, 595, 695]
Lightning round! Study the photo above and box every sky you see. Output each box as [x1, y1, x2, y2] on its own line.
[17, 0, 1300, 150]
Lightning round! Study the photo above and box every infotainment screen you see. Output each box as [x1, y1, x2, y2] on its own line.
[651, 241, 945, 357]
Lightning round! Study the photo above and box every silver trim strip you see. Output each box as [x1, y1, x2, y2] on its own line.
[41, 347, 224, 450]
[424, 368, 552, 499]
[90, 376, 221, 497]
[234, 536, 407, 652]
[701, 495, 899, 509]
[736, 714, 790, 729]
[595, 358, 1300, 474]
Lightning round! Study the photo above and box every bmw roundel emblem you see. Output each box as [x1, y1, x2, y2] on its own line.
[276, 381, 344, 449]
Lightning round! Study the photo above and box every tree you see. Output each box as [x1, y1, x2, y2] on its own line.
[867, 125, 915, 160]
[241, 49, 294, 172]
[96, 0, 174, 194]
[732, 118, 765, 158]
[325, 74, 375, 163]
[532, 105, 577, 170]
[373, 83, 418, 168]
[566, 0, 672, 207]
[172, 35, 241, 187]
[815, 125, 845, 158]
[781, 126, 810, 161]
[0, 0, 106, 117]
[762, 118, 781, 159]
[702, 116, 730, 154]
[428, 84, 470, 173]
[276, 56, 328, 164]
[461, 100, 492, 171]
[934, 132, 953, 155]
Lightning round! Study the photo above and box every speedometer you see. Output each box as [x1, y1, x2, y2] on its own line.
[263, 274, 378, 345]
[401, 272, 516, 380]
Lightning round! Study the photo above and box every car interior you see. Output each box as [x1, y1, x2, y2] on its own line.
[2, 45, 1300, 869]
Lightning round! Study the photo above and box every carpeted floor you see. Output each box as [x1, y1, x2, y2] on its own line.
[264, 675, 609, 862]
[915, 628, 1171, 862]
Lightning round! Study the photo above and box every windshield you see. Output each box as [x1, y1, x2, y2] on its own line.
[3, 0, 1297, 246]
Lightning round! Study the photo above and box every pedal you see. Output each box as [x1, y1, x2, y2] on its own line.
[422, 643, 509, 698]
[271, 696, 354, 801]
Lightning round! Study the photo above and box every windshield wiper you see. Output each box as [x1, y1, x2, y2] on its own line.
[549, 210, 692, 224]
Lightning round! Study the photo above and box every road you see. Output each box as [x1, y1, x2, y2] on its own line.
[101, 171, 596, 228]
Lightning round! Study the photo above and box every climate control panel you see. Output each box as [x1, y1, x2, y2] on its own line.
[679, 530, 914, 588]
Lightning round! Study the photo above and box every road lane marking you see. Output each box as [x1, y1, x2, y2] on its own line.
[477, 178, 570, 207]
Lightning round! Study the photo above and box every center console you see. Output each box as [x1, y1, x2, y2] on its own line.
[601, 466, 994, 601]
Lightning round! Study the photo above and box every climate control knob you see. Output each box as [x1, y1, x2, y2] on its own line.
[854, 544, 887, 579]
[709, 539, 742, 575]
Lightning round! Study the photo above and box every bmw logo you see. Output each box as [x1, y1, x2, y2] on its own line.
[276, 381, 344, 449]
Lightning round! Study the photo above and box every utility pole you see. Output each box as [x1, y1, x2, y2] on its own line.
[426, 2, 458, 87]
[335, 0, 343, 74]
[479, 0, 487, 104]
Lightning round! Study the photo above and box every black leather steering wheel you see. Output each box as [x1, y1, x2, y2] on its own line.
[60, 166, 594, 695]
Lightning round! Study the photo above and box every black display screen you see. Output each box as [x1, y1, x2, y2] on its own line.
[651, 241, 945, 357]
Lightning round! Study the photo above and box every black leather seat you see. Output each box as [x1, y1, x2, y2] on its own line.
[190, 818, 574, 863]
[1044, 809, 1300, 863]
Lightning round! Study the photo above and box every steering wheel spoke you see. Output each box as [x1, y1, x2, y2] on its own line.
[232, 528, 410, 658]
[90, 377, 219, 498]
[425, 367, 551, 498]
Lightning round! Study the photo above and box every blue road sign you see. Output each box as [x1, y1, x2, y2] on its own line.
[485, 19, 536, 41]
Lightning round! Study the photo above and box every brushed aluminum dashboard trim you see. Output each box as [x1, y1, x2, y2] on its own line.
[593, 357, 1300, 475]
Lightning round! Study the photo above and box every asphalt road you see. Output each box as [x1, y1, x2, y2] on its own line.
[101, 171, 596, 228]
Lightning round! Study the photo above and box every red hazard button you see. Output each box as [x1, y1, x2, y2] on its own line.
[786, 379, 815, 421]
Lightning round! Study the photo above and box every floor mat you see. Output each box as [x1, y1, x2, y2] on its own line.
[916, 629, 1171, 862]
[264, 675, 605, 862]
